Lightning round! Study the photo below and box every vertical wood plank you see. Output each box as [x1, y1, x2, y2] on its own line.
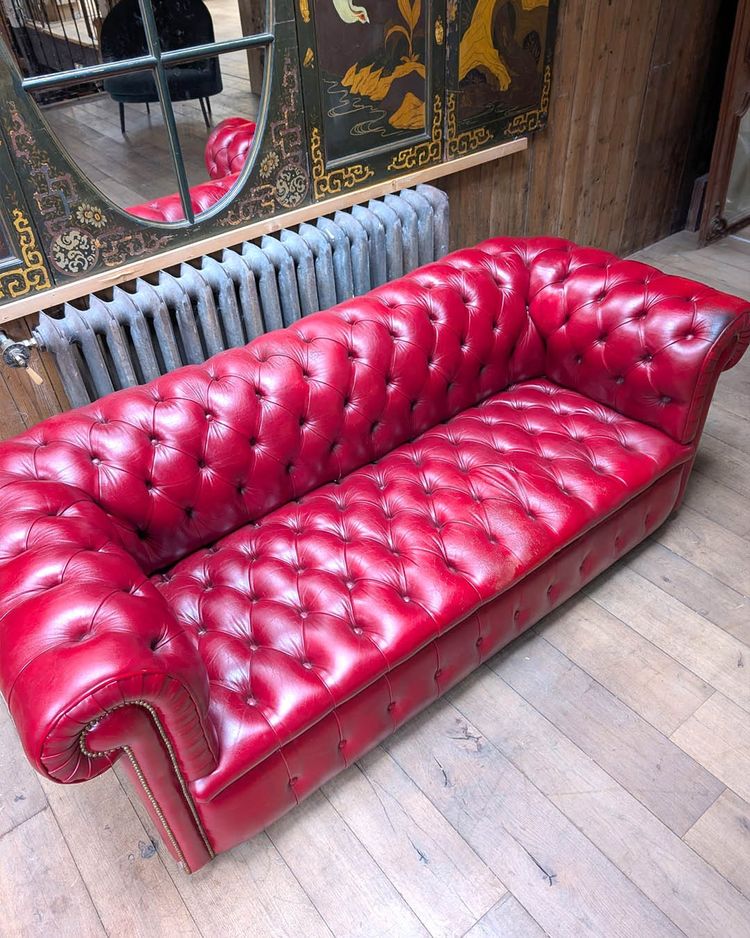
[588, 565, 750, 711]
[539, 596, 714, 735]
[684, 790, 750, 899]
[40, 771, 201, 938]
[268, 790, 430, 938]
[114, 764, 335, 938]
[0, 702, 47, 839]
[464, 895, 546, 938]
[323, 747, 506, 938]
[671, 694, 750, 803]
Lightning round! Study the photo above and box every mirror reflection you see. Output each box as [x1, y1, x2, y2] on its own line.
[2, 0, 265, 221]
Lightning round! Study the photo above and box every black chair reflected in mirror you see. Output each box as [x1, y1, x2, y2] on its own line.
[100, 0, 222, 134]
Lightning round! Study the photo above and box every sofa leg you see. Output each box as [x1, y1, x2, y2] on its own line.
[199, 97, 211, 129]
[146, 101, 151, 116]
[119, 102, 125, 135]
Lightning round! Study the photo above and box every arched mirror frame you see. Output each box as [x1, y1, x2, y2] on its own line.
[0, 0, 313, 291]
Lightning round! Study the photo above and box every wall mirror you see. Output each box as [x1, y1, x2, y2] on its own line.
[0, 0, 271, 223]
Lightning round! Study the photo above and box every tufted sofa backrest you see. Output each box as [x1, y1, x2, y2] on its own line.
[2, 236, 745, 574]
[0, 248, 543, 572]
[470, 238, 750, 443]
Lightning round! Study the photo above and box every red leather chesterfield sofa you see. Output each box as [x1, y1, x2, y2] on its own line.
[129, 117, 255, 222]
[1, 238, 747, 873]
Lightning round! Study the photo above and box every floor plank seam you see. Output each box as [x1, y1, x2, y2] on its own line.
[439, 692, 699, 935]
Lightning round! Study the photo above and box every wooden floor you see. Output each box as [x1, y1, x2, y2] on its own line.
[40, 0, 260, 210]
[1, 228, 749, 937]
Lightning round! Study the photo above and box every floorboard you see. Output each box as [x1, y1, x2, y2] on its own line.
[0, 227, 748, 935]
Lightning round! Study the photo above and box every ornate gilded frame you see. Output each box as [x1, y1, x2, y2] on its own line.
[0, 0, 312, 299]
[0, 132, 50, 301]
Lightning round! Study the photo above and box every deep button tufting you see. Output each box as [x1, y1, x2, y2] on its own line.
[154, 376, 695, 793]
[1, 235, 747, 829]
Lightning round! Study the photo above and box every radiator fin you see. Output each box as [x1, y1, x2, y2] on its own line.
[35, 186, 449, 407]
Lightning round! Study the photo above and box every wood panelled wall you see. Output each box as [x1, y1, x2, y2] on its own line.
[0, 0, 732, 438]
[445, 0, 729, 255]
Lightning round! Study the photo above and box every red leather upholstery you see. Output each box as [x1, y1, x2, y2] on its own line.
[204, 116, 256, 179]
[161, 379, 690, 800]
[127, 173, 239, 223]
[198, 462, 686, 852]
[126, 116, 254, 222]
[0, 238, 747, 872]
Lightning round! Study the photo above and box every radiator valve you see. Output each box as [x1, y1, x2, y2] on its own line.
[0, 332, 43, 385]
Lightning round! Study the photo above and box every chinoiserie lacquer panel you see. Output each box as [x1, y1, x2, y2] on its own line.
[295, 0, 447, 198]
[445, 0, 558, 156]
[0, 119, 51, 301]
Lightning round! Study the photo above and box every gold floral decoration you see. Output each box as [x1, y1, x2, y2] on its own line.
[259, 151, 280, 180]
[386, 0, 422, 60]
[0, 210, 51, 300]
[74, 202, 108, 229]
[434, 16, 444, 45]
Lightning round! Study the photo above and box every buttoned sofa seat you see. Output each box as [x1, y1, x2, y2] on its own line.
[162, 378, 689, 802]
[1, 237, 747, 873]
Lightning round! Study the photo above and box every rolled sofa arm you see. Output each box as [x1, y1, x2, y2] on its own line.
[0, 473, 216, 786]
[492, 237, 750, 445]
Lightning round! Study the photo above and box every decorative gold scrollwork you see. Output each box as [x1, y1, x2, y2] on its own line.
[387, 94, 443, 172]
[446, 91, 492, 158]
[503, 64, 552, 136]
[0, 210, 51, 300]
[310, 126, 374, 200]
[434, 16, 444, 45]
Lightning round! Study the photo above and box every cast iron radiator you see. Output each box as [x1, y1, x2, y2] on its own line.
[34, 185, 449, 407]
